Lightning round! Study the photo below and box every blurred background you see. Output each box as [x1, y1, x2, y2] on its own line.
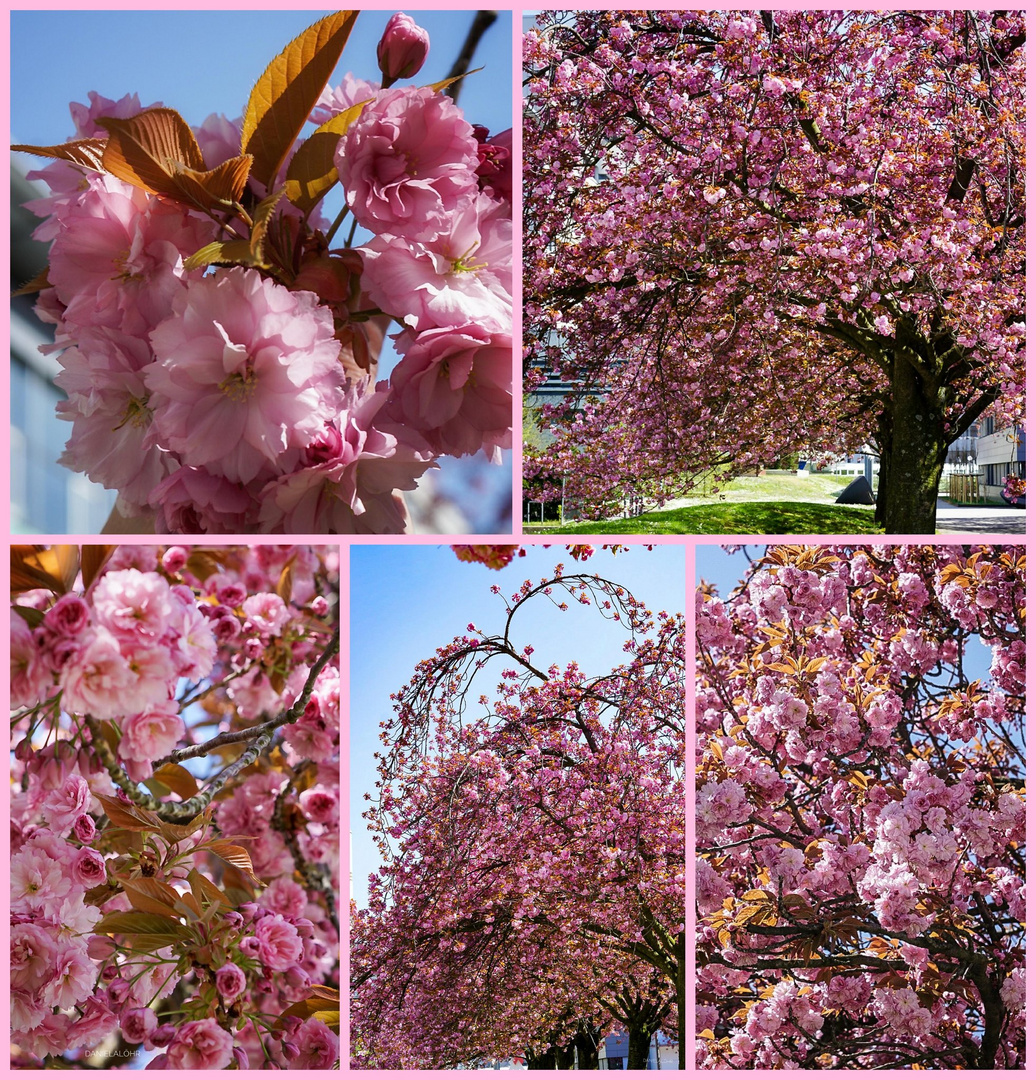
[10, 9, 513, 534]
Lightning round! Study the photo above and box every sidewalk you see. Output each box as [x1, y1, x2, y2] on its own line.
[935, 499, 1026, 535]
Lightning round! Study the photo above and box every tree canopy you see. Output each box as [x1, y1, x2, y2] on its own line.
[524, 10, 1025, 531]
[351, 562, 685, 1069]
[696, 544, 1025, 1068]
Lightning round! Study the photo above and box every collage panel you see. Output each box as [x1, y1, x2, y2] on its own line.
[6, 5, 1029, 1076]
[11, 9, 513, 536]
[694, 543, 1025, 1068]
[11, 543, 341, 1067]
[349, 543, 687, 1069]
[522, 10, 1024, 537]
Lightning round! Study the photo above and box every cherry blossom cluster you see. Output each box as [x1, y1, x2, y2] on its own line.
[11, 545, 340, 1068]
[352, 556, 686, 1067]
[696, 545, 1025, 1069]
[523, 11, 1024, 530]
[20, 12, 512, 533]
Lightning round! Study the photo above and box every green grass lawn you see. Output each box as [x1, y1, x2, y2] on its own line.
[524, 501, 881, 535]
[523, 472, 882, 534]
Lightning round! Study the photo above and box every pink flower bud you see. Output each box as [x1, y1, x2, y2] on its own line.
[161, 546, 188, 574]
[122, 1006, 158, 1045]
[232, 1046, 250, 1070]
[150, 1024, 177, 1048]
[215, 615, 241, 641]
[90, 936, 117, 962]
[377, 12, 430, 85]
[73, 813, 97, 843]
[239, 935, 261, 958]
[218, 583, 247, 607]
[285, 964, 309, 989]
[71, 846, 108, 888]
[215, 962, 247, 1002]
[283, 1040, 301, 1061]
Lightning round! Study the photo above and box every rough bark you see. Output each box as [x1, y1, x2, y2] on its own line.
[626, 1023, 653, 1070]
[879, 342, 948, 534]
[574, 1023, 601, 1069]
[675, 933, 686, 1068]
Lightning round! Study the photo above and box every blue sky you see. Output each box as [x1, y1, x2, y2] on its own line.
[11, 10, 512, 146]
[349, 543, 687, 905]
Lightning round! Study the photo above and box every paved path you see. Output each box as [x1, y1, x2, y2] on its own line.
[935, 499, 1026, 535]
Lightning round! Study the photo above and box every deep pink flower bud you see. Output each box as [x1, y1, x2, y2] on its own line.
[72, 846, 108, 888]
[239, 935, 261, 958]
[303, 423, 346, 467]
[215, 962, 247, 1001]
[150, 1024, 177, 1048]
[232, 1046, 249, 1070]
[92, 945, 117, 967]
[122, 1006, 158, 1045]
[202, 602, 231, 622]
[73, 813, 96, 843]
[161, 546, 188, 574]
[285, 964, 309, 989]
[218, 583, 248, 607]
[44, 593, 91, 637]
[377, 13, 430, 85]
[283, 1040, 301, 1061]
[215, 615, 241, 641]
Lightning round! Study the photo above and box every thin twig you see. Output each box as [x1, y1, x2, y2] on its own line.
[158, 629, 340, 766]
[445, 10, 498, 102]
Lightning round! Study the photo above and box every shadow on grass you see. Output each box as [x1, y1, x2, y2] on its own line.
[523, 501, 882, 535]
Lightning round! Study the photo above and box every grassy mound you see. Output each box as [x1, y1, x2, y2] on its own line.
[523, 501, 881, 535]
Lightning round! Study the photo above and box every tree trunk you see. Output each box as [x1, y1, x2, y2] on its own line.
[676, 931, 686, 1068]
[626, 1023, 653, 1070]
[574, 1024, 601, 1069]
[880, 344, 948, 534]
[874, 441, 890, 528]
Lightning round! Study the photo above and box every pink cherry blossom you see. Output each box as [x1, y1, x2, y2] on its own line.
[253, 914, 303, 972]
[165, 1018, 235, 1070]
[337, 85, 479, 240]
[385, 324, 513, 458]
[146, 268, 345, 485]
